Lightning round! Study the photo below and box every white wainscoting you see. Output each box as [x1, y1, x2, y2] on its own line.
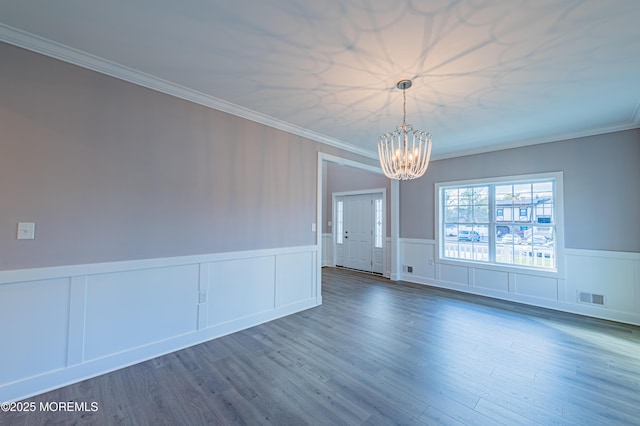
[398, 239, 640, 326]
[322, 233, 333, 267]
[0, 245, 319, 402]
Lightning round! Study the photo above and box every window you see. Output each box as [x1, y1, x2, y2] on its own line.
[336, 201, 344, 244]
[439, 174, 561, 271]
[374, 199, 383, 248]
[443, 186, 489, 262]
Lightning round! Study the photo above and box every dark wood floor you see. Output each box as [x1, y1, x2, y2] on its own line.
[4, 267, 640, 425]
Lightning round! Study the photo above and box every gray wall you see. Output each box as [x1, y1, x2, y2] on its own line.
[400, 129, 640, 252]
[324, 162, 390, 235]
[3, 41, 637, 270]
[0, 42, 374, 270]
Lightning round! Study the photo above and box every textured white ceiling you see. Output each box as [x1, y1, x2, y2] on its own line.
[1, 0, 639, 158]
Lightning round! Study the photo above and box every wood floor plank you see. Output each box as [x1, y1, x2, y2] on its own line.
[324, 373, 427, 425]
[419, 406, 466, 426]
[3, 267, 640, 425]
[418, 399, 502, 426]
[473, 398, 536, 425]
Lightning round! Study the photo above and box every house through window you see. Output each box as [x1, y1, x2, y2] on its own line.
[438, 173, 561, 271]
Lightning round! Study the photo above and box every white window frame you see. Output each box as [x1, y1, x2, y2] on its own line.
[435, 172, 565, 278]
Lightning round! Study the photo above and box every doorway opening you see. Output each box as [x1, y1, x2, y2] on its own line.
[316, 153, 400, 303]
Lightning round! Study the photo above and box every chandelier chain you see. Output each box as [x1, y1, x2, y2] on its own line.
[403, 86, 407, 126]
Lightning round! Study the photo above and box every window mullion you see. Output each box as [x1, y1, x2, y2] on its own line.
[489, 184, 496, 263]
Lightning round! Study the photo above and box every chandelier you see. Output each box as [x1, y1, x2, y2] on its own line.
[378, 80, 432, 180]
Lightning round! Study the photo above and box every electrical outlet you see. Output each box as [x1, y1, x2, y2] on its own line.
[428, 259, 434, 266]
[198, 292, 207, 304]
[17, 222, 36, 240]
[407, 266, 413, 273]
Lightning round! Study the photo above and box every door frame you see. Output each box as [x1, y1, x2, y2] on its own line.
[316, 153, 400, 303]
[332, 188, 386, 273]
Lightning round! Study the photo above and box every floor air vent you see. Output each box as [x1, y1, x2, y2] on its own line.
[577, 291, 605, 306]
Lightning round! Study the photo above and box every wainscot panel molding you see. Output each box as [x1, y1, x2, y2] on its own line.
[397, 239, 640, 326]
[0, 245, 319, 403]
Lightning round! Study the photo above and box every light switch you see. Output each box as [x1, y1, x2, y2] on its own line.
[328, 221, 332, 227]
[311, 223, 317, 232]
[17, 222, 36, 240]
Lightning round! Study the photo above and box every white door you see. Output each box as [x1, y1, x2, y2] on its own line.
[344, 194, 374, 272]
[334, 191, 385, 274]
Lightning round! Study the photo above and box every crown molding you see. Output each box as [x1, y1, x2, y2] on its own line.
[0, 24, 377, 160]
[431, 120, 640, 161]
[1, 24, 637, 163]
